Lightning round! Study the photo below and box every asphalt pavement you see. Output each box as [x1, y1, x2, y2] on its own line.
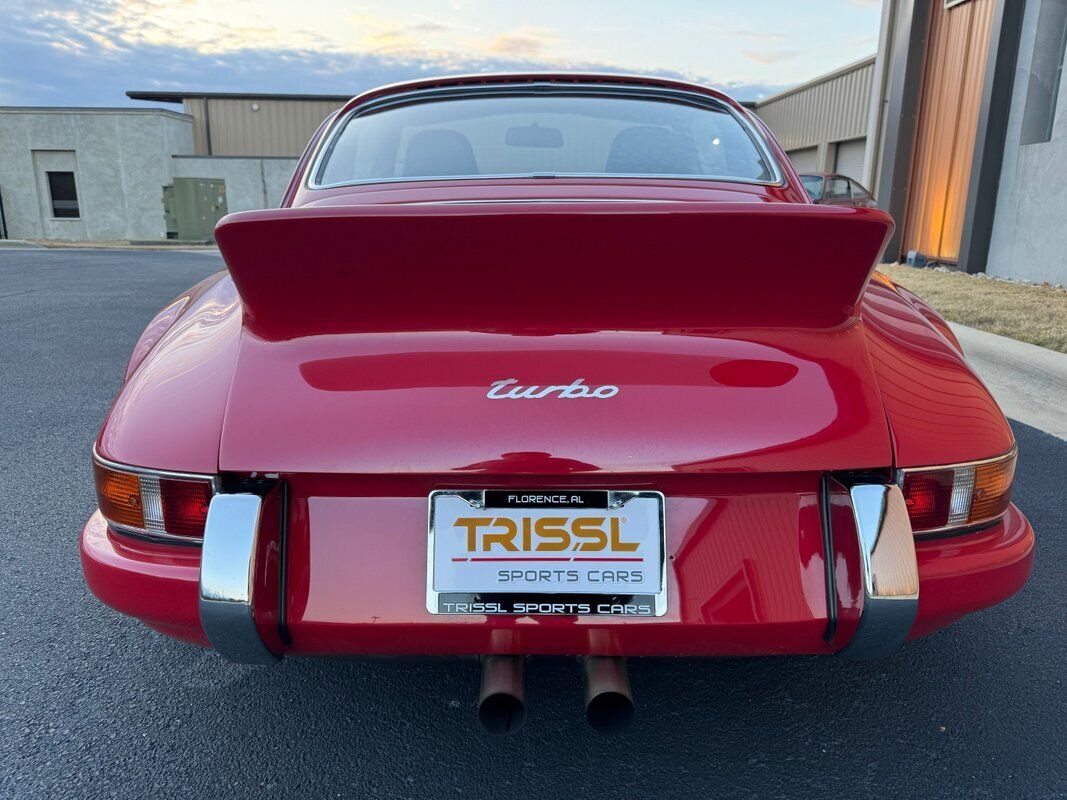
[1, 249, 1063, 799]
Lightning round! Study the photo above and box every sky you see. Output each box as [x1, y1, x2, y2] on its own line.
[0, 0, 884, 108]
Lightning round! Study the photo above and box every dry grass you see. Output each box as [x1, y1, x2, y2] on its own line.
[878, 263, 1067, 353]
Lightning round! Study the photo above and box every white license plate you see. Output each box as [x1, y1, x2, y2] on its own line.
[426, 490, 666, 616]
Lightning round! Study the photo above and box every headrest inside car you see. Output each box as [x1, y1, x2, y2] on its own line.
[605, 126, 700, 175]
[403, 129, 479, 177]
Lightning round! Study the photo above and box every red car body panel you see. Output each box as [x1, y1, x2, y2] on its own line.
[217, 325, 891, 476]
[81, 72, 1033, 659]
[98, 273, 239, 474]
[860, 276, 1014, 466]
[214, 202, 891, 338]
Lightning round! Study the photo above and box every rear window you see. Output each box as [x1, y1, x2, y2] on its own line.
[314, 91, 777, 186]
[800, 175, 824, 200]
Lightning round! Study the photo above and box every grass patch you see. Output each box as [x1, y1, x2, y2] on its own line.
[878, 263, 1067, 353]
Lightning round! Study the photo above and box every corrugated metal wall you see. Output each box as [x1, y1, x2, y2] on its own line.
[181, 98, 345, 157]
[902, 0, 996, 262]
[756, 57, 876, 151]
[181, 98, 210, 155]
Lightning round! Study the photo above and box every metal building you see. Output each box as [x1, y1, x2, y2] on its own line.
[126, 91, 348, 157]
[760, 0, 1066, 285]
[873, 0, 1066, 281]
[755, 56, 877, 187]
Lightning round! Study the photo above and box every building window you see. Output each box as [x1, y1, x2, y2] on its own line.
[46, 171, 79, 218]
[1021, 0, 1067, 145]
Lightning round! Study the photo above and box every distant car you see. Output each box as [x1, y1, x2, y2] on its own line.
[81, 73, 1033, 735]
[800, 172, 878, 207]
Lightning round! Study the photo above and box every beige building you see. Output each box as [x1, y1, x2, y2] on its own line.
[755, 56, 877, 189]
[0, 92, 349, 242]
[758, 0, 1066, 285]
[126, 91, 348, 157]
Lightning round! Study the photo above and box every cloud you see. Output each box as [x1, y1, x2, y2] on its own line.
[743, 50, 801, 65]
[0, 1, 789, 106]
[407, 17, 452, 34]
[728, 30, 787, 43]
[482, 26, 557, 60]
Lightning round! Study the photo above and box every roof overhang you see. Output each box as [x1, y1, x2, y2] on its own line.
[126, 91, 353, 104]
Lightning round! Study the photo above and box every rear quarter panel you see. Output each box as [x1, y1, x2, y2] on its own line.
[861, 275, 1014, 467]
[97, 275, 242, 473]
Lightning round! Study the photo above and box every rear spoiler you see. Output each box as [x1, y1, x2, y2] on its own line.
[215, 202, 894, 340]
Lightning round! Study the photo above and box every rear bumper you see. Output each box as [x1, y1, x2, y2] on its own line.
[80, 502, 1034, 656]
[909, 503, 1034, 639]
[80, 511, 207, 646]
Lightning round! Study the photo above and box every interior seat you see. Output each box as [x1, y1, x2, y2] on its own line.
[605, 126, 700, 175]
[402, 129, 479, 177]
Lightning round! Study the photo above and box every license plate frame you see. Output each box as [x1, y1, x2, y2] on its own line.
[426, 489, 666, 617]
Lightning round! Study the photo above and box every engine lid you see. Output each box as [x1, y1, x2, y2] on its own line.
[218, 325, 891, 474]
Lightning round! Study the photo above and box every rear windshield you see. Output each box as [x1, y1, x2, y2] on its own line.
[314, 92, 777, 186]
[800, 175, 824, 199]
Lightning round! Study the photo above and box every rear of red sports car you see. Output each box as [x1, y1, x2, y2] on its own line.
[81, 74, 1033, 733]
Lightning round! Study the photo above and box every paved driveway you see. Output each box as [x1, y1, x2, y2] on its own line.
[1, 249, 1063, 799]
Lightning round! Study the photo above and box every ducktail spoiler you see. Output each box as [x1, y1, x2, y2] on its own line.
[215, 202, 894, 340]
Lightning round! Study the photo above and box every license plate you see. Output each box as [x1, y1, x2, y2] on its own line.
[426, 489, 666, 617]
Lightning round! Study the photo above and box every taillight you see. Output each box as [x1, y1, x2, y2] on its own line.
[898, 448, 1016, 536]
[93, 452, 216, 543]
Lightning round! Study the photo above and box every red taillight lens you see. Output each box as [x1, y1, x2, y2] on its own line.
[900, 470, 954, 531]
[898, 448, 1017, 535]
[93, 453, 215, 542]
[159, 478, 212, 538]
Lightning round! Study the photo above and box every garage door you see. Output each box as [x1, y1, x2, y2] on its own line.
[834, 138, 867, 183]
[786, 147, 818, 172]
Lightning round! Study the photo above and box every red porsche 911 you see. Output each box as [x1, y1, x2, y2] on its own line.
[81, 73, 1034, 734]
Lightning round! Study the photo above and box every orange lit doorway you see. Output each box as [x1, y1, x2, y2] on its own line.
[903, 0, 996, 263]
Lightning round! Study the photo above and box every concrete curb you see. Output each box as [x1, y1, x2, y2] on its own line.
[0, 239, 45, 249]
[950, 322, 1067, 440]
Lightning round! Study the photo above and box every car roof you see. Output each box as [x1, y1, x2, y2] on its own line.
[332, 72, 750, 118]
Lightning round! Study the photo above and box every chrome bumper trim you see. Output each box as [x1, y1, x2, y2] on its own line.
[198, 493, 279, 664]
[839, 483, 920, 659]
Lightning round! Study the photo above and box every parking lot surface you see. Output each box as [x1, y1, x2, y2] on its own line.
[1, 249, 1063, 799]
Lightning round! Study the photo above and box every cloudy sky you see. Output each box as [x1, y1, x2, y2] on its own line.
[0, 0, 883, 107]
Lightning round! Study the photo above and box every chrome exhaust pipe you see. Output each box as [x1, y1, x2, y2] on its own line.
[581, 656, 634, 734]
[478, 655, 527, 735]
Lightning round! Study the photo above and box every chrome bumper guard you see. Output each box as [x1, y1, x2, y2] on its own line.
[838, 483, 920, 659]
[198, 493, 279, 664]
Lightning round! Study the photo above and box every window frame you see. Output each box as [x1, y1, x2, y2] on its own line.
[850, 179, 872, 199]
[46, 170, 80, 219]
[306, 82, 785, 191]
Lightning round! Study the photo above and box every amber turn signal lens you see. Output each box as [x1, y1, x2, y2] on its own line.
[93, 460, 145, 529]
[970, 454, 1015, 523]
[898, 448, 1017, 535]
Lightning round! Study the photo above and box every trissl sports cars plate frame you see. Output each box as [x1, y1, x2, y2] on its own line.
[426, 489, 667, 617]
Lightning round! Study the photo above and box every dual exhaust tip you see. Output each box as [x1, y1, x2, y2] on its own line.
[478, 654, 633, 735]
